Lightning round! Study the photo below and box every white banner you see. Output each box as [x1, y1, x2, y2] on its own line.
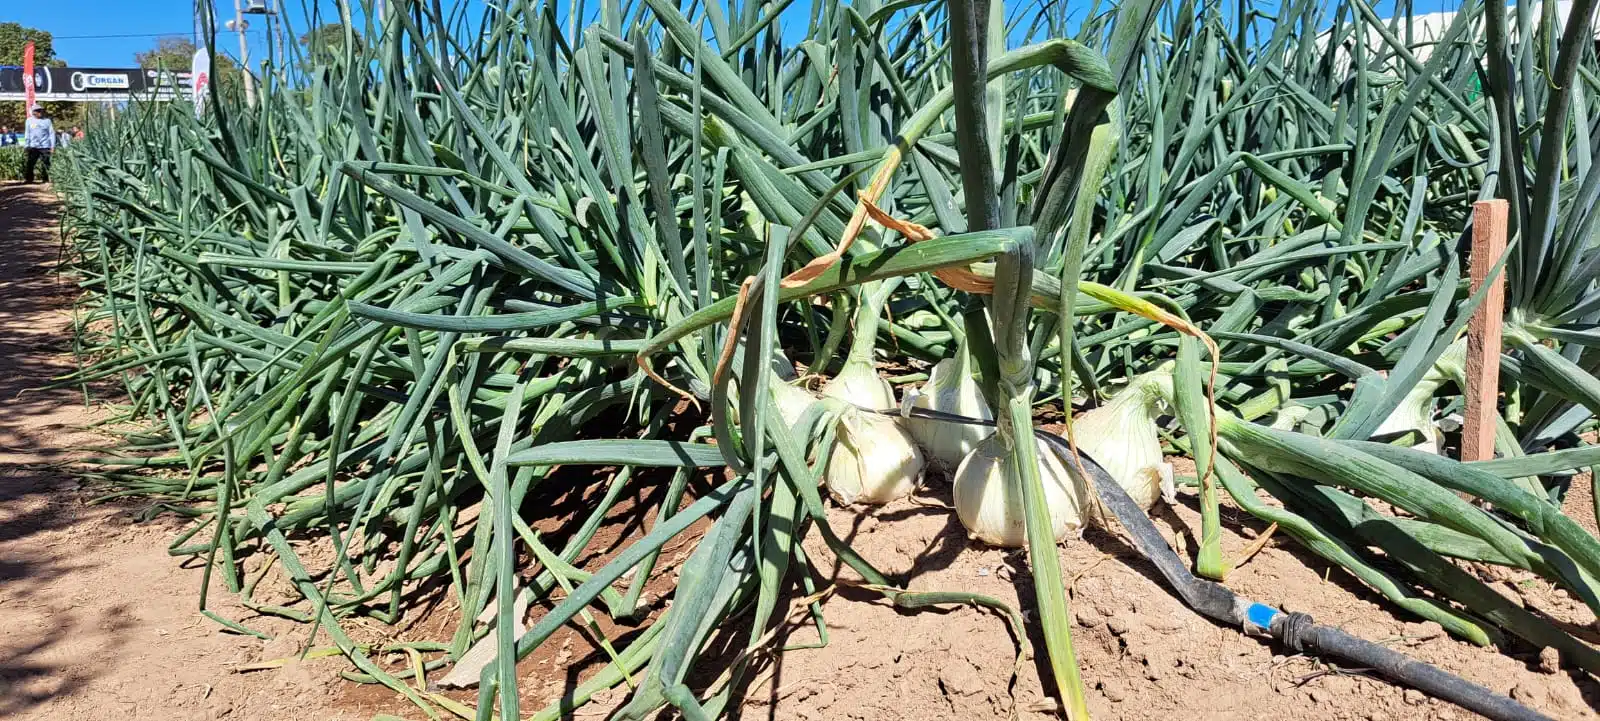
[191, 48, 211, 118]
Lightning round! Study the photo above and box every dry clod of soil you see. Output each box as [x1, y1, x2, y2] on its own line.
[1097, 678, 1129, 702]
[1105, 614, 1136, 636]
[1539, 646, 1562, 674]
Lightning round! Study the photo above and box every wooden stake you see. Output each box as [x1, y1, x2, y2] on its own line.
[1463, 199, 1508, 462]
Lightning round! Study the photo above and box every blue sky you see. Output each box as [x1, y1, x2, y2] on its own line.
[14, 0, 1467, 69]
[12, 1, 215, 67]
[8, 0, 352, 67]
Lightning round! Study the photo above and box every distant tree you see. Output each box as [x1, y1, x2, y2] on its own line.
[136, 36, 241, 97]
[0, 22, 55, 64]
[299, 23, 363, 64]
[0, 24, 78, 130]
[137, 36, 198, 72]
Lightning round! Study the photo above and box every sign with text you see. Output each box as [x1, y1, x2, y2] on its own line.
[0, 66, 193, 102]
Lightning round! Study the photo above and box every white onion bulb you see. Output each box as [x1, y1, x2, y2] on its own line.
[1066, 371, 1173, 513]
[1372, 340, 1459, 455]
[1270, 405, 1312, 431]
[822, 359, 895, 411]
[908, 354, 993, 468]
[772, 379, 820, 428]
[824, 408, 923, 505]
[952, 434, 1085, 547]
[1373, 376, 1446, 454]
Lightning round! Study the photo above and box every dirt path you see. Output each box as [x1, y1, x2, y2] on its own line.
[0, 183, 356, 721]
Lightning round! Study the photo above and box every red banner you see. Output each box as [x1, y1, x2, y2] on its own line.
[22, 42, 34, 109]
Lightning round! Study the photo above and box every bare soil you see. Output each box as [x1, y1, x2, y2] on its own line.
[737, 465, 1600, 721]
[373, 468, 1600, 721]
[3, 180, 1597, 721]
[0, 183, 354, 721]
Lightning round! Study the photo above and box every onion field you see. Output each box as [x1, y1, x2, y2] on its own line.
[53, 0, 1600, 717]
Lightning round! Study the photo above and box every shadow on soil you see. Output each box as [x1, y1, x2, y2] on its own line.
[0, 182, 97, 464]
[0, 182, 132, 717]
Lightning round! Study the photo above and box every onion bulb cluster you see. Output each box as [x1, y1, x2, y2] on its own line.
[793, 352, 1177, 541]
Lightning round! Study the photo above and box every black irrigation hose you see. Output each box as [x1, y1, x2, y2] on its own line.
[878, 405, 1552, 721]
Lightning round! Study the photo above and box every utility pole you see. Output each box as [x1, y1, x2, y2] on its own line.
[232, 0, 255, 107]
[273, 0, 286, 70]
[223, 0, 275, 107]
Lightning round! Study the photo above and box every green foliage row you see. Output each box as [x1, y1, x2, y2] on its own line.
[0, 146, 21, 182]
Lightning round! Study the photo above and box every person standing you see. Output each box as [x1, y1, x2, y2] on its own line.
[23, 106, 56, 184]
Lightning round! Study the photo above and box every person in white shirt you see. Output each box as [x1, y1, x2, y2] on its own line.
[23, 106, 56, 184]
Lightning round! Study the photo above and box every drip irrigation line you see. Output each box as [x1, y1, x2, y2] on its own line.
[871, 404, 1551, 721]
